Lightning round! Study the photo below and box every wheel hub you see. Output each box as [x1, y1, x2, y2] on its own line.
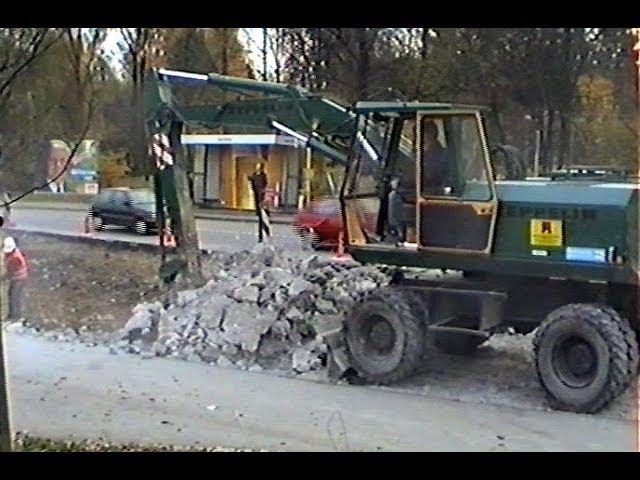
[366, 317, 396, 354]
[553, 336, 597, 388]
[566, 343, 594, 376]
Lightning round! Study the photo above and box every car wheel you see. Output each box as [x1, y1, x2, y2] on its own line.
[91, 214, 104, 231]
[134, 219, 149, 235]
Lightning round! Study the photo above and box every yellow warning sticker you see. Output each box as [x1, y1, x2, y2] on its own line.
[530, 219, 563, 247]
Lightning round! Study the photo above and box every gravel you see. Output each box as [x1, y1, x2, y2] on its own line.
[103, 244, 390, 376]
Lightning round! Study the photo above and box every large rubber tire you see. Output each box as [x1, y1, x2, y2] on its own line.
[344, 287, 426, 385]
[533, 303, 639, 414]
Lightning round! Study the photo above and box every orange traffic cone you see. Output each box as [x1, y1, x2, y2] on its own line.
[162, 229, 177, 248]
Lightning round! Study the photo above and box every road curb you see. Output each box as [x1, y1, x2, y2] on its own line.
[14, 203, 295, 225]
[8, 228, 219, 256]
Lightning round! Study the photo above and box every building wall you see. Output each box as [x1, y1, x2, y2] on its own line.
[207, 144, 296, 210]
[194, 142, 331, 211]
[192, 146, 206, 203]
[219, 145, 235, 208]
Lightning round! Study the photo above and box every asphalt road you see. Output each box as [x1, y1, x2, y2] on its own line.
[10, 207, 305, 254]
[5, 331, 637, 452]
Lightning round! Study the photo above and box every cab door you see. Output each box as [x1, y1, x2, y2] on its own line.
[416, 112, 498, 254]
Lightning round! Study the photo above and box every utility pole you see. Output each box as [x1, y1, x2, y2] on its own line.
[0, 215, 12, 452]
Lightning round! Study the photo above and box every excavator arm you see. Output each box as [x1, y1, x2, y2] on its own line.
[144, 68, 369, 282]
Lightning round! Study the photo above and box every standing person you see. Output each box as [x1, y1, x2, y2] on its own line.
[187, 171, 195, 202]
[387, 176, 402, 241]
[248, 163, 270, 242]
[2, 237, 27, 322]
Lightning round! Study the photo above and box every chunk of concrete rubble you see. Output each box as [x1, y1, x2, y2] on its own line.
[216, 355, 233, 367]
[315, 298, 337, 314]
[288, 278, 314, 297]
[292, 348, 322, 374]
[176, 289, 199, 307]
[152, 341, 168, 357]
[221, 344, 239, 356]
[312, 314, 343, 339]
[232, 285, 260, 303]
[288, 331, 303, 345]
[221, 304, 278, 352]
[112, 246, 392, 377]
[262, 267, 295, 286]
[270, 320, 291, 339]
[285, 307, 303, 322]
[5, 322, 25, 334]
[199, 346, 220, 363]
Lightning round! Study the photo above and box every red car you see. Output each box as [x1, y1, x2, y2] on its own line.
[293, 197, 377, 250]
[293, 197, 342, 250]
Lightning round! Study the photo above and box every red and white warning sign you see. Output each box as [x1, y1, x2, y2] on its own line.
[150, 133, 174, 170]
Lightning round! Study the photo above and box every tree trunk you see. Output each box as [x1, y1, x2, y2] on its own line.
[490, 100, 507, 145]
[356, 29, 371, 101]
[222, 29, 229, 76]
[557, 113, 569, 169]
[540, 108, 556, 173]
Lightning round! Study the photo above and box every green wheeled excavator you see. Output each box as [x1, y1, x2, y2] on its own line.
[145, 69, 639, 414]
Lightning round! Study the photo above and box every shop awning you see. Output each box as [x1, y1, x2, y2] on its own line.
[181, 134, 302, 147]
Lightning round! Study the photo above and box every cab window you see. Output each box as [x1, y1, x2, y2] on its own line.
[419, 115, 490, 201]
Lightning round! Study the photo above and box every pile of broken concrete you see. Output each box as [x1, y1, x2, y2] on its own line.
[113, 244, 391, 375]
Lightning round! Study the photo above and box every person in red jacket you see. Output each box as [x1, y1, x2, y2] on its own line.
[2, 237, 27, 321]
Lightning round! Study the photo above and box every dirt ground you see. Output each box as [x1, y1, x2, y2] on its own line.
[4, 231, 638, 422]
[5, 231, 166, 333]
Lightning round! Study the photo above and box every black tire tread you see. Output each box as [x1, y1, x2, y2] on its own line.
[533, 303, 639, 414]
[345, 287, 425, 385]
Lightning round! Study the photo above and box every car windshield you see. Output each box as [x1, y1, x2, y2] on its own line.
[130, 190, 155, 205]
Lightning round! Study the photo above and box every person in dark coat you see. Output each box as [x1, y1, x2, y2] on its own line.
[421, 120, 450, 196]
[248, 163, 270, 241]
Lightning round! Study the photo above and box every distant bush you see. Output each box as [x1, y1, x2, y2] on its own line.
[99, 153, 129, 187]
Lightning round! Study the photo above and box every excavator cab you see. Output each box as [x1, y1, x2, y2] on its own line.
[341, 103, 498, 255]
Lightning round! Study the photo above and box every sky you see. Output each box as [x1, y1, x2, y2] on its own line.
[102, 28, 271, 77]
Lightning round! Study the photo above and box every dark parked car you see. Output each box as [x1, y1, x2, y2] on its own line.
[89, 188, 158, 235]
